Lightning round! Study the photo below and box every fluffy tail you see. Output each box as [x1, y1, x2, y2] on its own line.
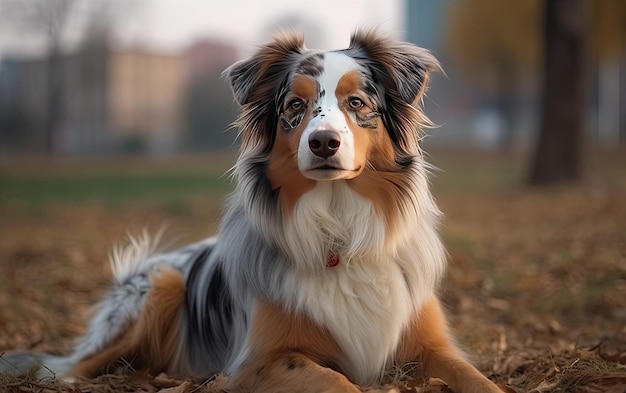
[0, 352, 75, 380]
[1, 231, 165, 380]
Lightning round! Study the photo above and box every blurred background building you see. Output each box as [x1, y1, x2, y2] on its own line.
[0, 0, 624, 156]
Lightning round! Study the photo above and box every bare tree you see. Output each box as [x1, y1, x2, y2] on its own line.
[0, 0, 127, 154]
[529, 0, 586, 185]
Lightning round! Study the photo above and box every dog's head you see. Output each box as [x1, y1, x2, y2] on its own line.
[227, 29, 439, 214]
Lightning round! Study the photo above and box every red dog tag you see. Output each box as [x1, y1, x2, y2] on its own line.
[326, 252, 340, 267]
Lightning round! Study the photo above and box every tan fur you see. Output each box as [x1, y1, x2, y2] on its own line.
[393, 297, 502, 393]
[228, 299, 502, 392]
[67, 327, 135, 377]
[230, 352, 362, 393]
[266, 122, 316, 215]
[334, 70, 361, 99]
[346, 124, 404, 242]
[266, 76, 317, 216]
[245, 301, 343, 369]
[290, 74, 318, 99]
[334, 71, 406, 240]
[68, 267, 185, 377]
[133, 267, 185, 373]
[347, 163, 412, 246]
[228, 301, 359, 393]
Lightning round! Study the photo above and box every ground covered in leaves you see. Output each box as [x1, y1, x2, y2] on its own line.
[0, 151, 625, 392]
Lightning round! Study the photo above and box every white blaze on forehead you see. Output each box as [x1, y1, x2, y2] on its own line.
[308, 51, 362, 132]
[297, 51, 364, 178]
[319, 52, 362, 106]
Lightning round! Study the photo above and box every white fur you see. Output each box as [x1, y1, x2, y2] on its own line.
[224, 48, 447, 385]
[298, 53, 362, 180]
[269, 180, 446, 385]
[110, 229, 163, 283]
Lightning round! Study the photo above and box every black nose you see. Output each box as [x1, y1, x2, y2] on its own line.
[308, 130, 341, 158]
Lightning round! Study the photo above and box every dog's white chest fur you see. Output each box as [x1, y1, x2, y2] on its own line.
[276, 182, 421, 384]
[290, 251, 414, 384]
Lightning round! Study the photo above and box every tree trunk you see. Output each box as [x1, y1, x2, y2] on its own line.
[529, 0, 586, 185]
[495, 55, 517, 151]
[46, 43, 64, 155]
[620, 4, 626, 146]
[621, 54, 626, 145]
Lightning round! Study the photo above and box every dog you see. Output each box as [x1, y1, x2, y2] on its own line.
[1, 30, 501, 393]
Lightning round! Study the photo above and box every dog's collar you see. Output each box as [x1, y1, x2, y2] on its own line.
[326, 252, 340, 267]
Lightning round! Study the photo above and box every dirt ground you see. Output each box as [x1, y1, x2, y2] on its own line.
[0, 151, 625, 392]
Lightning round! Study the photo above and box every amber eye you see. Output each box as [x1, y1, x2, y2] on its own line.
[288, 99, 305, 111]
[348, 97, 364, 110]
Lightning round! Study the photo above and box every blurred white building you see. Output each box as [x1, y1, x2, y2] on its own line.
[0, 39, 236, 155]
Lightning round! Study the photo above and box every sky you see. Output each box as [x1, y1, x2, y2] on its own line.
[117, 0, 405, 56]
[0, 0, 405, 60]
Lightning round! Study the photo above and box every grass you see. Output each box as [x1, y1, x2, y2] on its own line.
[0, 172, 231, 204]
[0, 154, 235, 206]
[0, 149, 625, 392]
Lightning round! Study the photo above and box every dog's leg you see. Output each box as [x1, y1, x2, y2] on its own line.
[132, 266, 185, 372]
[230, 351, 363, 393]
[228, 301, 365, 393]
[66, 327, 135, 377]
[394, 297, 502, 393]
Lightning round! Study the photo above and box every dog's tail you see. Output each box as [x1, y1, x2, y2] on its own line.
[0, 231, 167, 381]
[0, 352, 76, 380]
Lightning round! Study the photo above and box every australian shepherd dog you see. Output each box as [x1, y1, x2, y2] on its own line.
[1, 30, 501, 392]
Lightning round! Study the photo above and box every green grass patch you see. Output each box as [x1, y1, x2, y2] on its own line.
[0, 171, 233, 206]
[429, 152, 526, 195]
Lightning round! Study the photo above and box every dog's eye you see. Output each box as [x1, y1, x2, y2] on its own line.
[288, 99, 305, 112]
[348, 97, 364, 110]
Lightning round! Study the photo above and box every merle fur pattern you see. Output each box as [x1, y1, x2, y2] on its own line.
[0, 30, 445, 387]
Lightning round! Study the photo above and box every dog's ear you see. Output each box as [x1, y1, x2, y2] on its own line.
[348, 30, 440, 105]
[227, 32, 306, 106]
[346, 30, 441, 156]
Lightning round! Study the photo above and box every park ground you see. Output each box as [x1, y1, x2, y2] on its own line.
[0, 149, 625, 392]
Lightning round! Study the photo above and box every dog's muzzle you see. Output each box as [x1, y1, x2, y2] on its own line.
[308, 130, 341, 158]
